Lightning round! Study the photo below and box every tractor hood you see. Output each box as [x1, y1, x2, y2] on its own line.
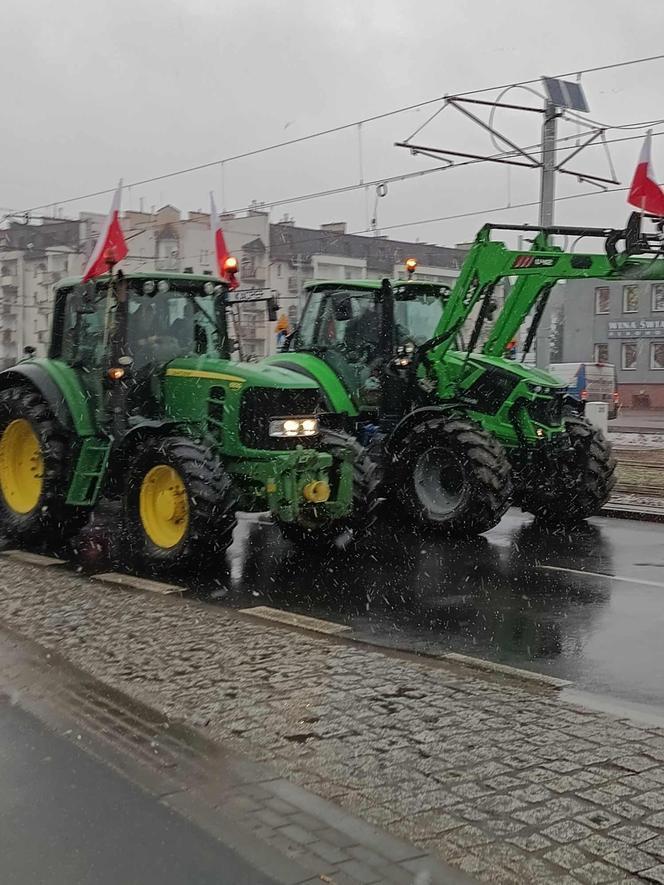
[164, 357, 320, 391]
[447, 351, 567, 389]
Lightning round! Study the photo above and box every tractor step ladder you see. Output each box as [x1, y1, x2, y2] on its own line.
[66, 438, 112, 506]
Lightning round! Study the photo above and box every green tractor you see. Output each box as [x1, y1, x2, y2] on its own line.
[0, 271, 379, 567]
[266, 214, 664, 533]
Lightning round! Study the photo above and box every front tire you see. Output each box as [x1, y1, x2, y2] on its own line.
[390, 415, 512, 536]
[518, 416, 616, 523]
[124, 435, 237, 571]
[0, 387, 85, 543]
[277, 428, 381, 549]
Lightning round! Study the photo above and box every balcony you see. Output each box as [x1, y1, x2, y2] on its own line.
[0, 274, 18, 289]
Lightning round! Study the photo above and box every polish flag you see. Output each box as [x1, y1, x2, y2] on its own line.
[210, 192, 238, 289]
[627, 131, 664, 216]
[82, 181, 128, 282]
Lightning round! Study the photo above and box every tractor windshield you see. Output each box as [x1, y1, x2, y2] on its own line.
[124, 283, 227, 369]
[57, 278, 229, 370]
[393, 293, 444, 345]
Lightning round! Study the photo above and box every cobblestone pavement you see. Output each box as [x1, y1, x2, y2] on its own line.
[3, 558, 664, 883]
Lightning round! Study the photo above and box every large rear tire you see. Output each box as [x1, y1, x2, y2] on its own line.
[391, 415, 512, 536]
[518, 416, 616, 523]
[124, 435, 237, 571]
[277, 428, 381, 549]
[0, 387, 86, 543]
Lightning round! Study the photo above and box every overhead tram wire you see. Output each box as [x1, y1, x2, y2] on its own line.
[10, 52, 664, 219]
[4, 122, 661, 271]
[14, 124, 664, 245]
[8, 178, 638, 287]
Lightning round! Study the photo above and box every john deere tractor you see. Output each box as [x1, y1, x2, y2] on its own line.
[0, 271, 379, 567]
[267, 214, 664, 533]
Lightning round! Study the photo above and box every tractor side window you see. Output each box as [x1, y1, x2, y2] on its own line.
[59, 287, 108, 369]
[341, 295, 381, 354]
[297, 291, 325, 346]
[305, 290, 380, 352]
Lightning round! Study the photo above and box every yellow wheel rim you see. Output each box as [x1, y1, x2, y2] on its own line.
[0, 419, 44, 514]
[139, 465, 189, 549]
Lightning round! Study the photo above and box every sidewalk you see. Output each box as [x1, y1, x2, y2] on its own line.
[3, 557, 664, 883]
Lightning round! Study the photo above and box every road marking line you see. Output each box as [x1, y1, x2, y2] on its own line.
[442, 652, 572, 689]
[1, 550, 67, 567]
[540, 564, 664, 589]
[92, 572, 184, 596]
[239, 605, 351, 635]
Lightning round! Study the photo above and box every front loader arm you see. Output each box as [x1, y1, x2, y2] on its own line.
[434, 217, 664, 363]
[481, 274, 551, 358]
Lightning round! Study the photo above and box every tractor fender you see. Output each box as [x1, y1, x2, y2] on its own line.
[0, 364, 74, 430]
[105, 419, 182, 495]
[117, 419, 182, 454]
[384, 405, 461, 459]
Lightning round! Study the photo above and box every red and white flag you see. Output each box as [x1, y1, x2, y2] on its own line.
[627, 131, 664, 216]
[210, 192, 238, 289]
[82, 181, 128, 282]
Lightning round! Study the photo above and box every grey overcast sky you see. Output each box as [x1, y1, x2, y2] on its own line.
[3, 0, 664, 245]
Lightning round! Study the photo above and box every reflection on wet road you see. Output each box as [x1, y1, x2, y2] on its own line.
[192, 511, 664, 712]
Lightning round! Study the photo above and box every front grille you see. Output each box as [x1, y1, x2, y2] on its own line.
[527, 394, 564, 427]
[239, 387, 323, 450]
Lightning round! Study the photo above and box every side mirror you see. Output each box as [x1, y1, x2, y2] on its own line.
[23, 345, 36, 357]
[267, 297, 279, 323]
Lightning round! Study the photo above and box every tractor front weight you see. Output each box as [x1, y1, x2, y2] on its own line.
[227, 447, 352, 524]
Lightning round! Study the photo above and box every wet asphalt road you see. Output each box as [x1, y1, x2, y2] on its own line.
[4, 508, 664, 717]
[196, 511, 664, 715]
[0, 698, 275, 885]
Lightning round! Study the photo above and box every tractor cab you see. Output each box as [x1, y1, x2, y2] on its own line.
[288, 278, 450, 415]
[52, 272, 232, 422]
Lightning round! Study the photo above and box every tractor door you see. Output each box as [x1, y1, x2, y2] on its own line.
[297, 287, 386, 408]
[57, 284, 112, 415]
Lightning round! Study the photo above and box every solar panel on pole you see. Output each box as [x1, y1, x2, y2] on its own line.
[542, 77, 590, 112]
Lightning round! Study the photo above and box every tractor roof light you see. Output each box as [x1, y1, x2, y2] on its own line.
[108, 367, 125, 381]
[405, 258, 417, 277]
[223, 256, 239, 275]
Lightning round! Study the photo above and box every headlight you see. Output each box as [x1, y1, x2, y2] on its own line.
[269, 416, 319, 438]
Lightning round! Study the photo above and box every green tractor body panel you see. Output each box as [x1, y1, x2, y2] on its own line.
[262, 353, 359, 416]
[159, 355, 351, 519]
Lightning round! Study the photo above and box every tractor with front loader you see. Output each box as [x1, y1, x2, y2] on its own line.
[266, 213, 664, 535]
[0, 271, 379, 567]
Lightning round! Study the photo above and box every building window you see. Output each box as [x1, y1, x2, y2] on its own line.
[623, 284, 639, 313]
[652, 284, 664, 312]
[594, 343, 608, 363]
[621, 342, 638, 370]
[595, 286, 610, 314]
[651, 341, 664, 369]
